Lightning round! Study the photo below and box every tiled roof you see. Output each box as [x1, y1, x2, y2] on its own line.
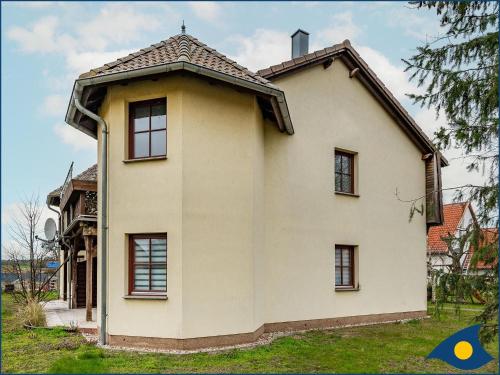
[463, 228, 498, 270]
[74, 163, 97, 182]
[257, 41, 347, 78]
[47, 186, 62, 197]
[80, 33, 270, 86]
[47, 164, 97, 197]
[427, 202, 468, 253]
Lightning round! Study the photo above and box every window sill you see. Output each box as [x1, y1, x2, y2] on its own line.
[123, 294, 168, 300]
[335, 287, 360, 292]
[335, 191, 360, 198]
[123, 156, 167, 163]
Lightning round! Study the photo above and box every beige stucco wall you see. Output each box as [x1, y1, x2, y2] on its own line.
[96, 58, 427, 340]
[262, 60, 427, 323]
[180, 78, 265, 337]
[98, 76, 266, 339]
[97, 77, 184, 338]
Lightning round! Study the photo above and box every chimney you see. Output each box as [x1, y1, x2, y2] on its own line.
[291, 29, 309, 59]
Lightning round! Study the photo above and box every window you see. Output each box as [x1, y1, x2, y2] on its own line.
[335, 245, 354, 287]
[129, 99, 167, 159]
[129, 234, 167, 294]
[335, 150, 354, 194]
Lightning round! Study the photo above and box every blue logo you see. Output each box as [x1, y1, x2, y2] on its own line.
[427, 324, 493, 370]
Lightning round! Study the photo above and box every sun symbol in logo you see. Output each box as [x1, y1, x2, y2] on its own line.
[454, 340, 473, 360]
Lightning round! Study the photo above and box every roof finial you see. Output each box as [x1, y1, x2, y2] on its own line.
[181, 20, 186, 34]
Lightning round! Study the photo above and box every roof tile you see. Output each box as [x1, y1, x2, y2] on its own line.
[47, 164, 98, 198]
[427, 202, 468, 253]
[83, 34, 271, 87]
[464, 228, 498, 270]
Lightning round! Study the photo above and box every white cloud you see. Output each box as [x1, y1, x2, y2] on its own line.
[7, 16, 74, 54]
[53, 123, 96, 151]
[76, 4, 162, 51]
[2, 201, 58, 256]
[189, 1, 222, 23]
[40, 94, 66, 117]
[356, 45, 421, 102]
[227, 29, 290, 72]
[386, 8, 441, 42]
[65, 49, 135, 77]
[313, 12, 361, 48]
[2, 203, 21, 227]
[2, 201, 56, 229]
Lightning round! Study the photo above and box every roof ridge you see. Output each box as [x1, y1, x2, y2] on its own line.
[184, 34, 270, 85]
[177, 34, 192, 62]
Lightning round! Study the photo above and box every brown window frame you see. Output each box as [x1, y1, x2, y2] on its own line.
[335, 150, 354, 194]
[335, 245, 354, 288]
[129, 98, 167, 160]
[128, 233, 167, 295]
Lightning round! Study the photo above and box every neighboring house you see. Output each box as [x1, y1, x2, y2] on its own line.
[47, 163, 98, 321]
[57, 27, 446, 349]
[463, 228, 498, 275]
[2, 260, 57, 291]
[427, 202, 477, 273]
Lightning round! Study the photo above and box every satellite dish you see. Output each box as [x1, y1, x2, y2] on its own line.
[44, 218, 57, 241]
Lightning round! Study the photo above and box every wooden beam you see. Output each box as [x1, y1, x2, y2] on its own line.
[323, 57, 334, 69]
[82, 225, 97, 237]
[70, 244, 77, 309]
[84, 235, 93, 322]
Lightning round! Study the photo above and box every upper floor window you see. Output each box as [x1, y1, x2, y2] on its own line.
[129, 234, 167, 294]
[335, 150, 354, 194]
[129, 98, 167, 159]
[335, 245, 354, 288]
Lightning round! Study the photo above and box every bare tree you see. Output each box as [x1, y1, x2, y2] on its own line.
[2, 194, 59, 304]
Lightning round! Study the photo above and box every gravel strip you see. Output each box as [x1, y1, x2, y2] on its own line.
[88, 316, 427, 355]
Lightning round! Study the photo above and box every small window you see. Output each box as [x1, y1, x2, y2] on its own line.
[335, 245, 354, 287]
[129, 234, 167, 294]
[335, 150, 354, 194]
[129, 99, 167, 159]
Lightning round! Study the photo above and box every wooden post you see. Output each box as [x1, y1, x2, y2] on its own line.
[83, 225, 97, 322]
[84, 235, 93, 321]
[63, 248, 68, 301]
[71, 246, 77, 309]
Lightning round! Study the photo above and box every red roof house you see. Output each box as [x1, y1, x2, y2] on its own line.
[463, 228, 498, 271]
[427, 202, 474, 254]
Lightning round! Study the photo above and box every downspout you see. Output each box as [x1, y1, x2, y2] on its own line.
[73, 98, 108, 345]
[47, 202, 63, 302]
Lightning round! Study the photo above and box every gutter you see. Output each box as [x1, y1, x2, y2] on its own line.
[65, 61, 294, 136]
[73, 98, 108, 346]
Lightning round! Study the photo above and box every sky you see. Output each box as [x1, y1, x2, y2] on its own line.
[1, 1, 489, 249]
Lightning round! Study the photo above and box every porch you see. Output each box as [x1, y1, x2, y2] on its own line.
[44, 299, 97, 334]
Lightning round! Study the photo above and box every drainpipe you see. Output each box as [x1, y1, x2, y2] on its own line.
[47, 202, 63, 300]
[73, 98, 108, 345]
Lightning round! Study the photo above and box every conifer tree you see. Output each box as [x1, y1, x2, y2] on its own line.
[404, 1, 498, 343]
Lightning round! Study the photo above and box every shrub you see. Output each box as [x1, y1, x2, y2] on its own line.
[21, 299, 46, 327]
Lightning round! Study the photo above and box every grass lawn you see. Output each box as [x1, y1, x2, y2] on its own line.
[427, 302, 486, 310]
[1, 293, 498, 374]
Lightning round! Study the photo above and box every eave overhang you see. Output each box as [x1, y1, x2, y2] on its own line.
[65, 61, 294, 138]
